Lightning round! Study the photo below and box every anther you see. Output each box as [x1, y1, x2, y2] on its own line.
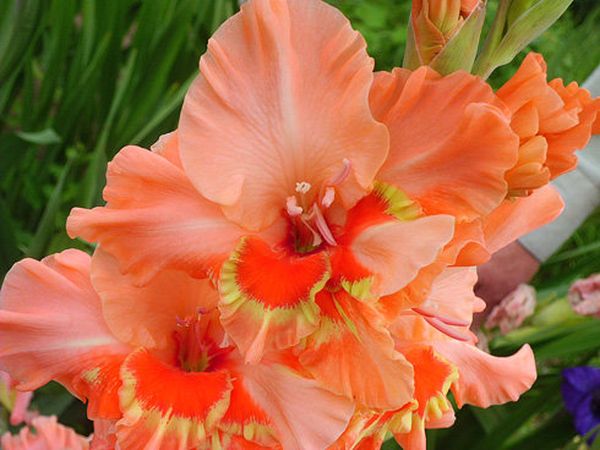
[321, 187, 336, 208]
[295, 181, 312, 194]
[286, 196, 303, 216]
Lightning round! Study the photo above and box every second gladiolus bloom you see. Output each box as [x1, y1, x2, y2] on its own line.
[1, 0, 599, 448]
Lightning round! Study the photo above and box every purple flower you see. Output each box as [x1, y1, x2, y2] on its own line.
[562, 366, 600, 442]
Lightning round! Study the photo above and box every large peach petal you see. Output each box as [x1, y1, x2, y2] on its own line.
[179, 0, 388, 230]
[67, 146, 250, 285]
[0, 250, 128, 394]
[371, 68, 518, 221]
[351, 215, 454, 296]
[92, 249, 219, 351]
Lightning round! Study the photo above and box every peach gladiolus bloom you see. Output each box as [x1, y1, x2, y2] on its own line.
[568, 273, 600, 318]
[1, 416, 89, 450]
[2, 0, 599, 449]
[0, 249, 353, 449]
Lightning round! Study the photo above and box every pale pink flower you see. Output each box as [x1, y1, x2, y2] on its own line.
[568, 273, 600, 318]
[485, 284, 536, 334]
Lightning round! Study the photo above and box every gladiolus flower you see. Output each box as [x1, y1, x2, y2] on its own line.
[497, 52, 600, 196]
[568, 273, 600, 318]
[562, 366, 600, 444]
[2, 0, 597, 449]
[1, 416, 89, 450]
[0, 249, 353, 449]
[485, 283, 536, 334]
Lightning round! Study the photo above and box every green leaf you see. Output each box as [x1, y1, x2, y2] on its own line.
[15, 128, 62, 146]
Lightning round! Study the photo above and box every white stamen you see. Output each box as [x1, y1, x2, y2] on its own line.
[321, 187, 336, 208]
[295, 181, 312, 194]
[286, 196, 303, 216]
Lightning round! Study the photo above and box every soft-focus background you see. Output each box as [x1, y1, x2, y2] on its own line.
[0, 0, 599, 448]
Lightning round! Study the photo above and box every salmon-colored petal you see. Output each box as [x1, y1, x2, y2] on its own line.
[458, 184, 564, 263]
[90, 419, 118, 450]
[1, 416, 89, 450]
[416, 267, 480, 328]
[117, 349, 232, 450]
[150, 131, 182, 168]
[179, 0, 388, 230]
[241, 357, 354, 450]
[434, 341, 536, 408]
[92, 249, 219, 351]
[0, 250, 128, 395]
[393, 419, 426, 450]
[351, 215, 454, 296]
[219, 237, 329, 363]
[371, 67, 518, 221]
[300, 291, 414, 409]
[67, 146, 250, 285]
[504, 135, 550, 196]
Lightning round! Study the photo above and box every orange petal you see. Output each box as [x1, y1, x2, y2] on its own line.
[458, 184, 564, 262]
[404, 347, 456, 420]
[371, 67, 518, 221]
[150, 131, 182, 168]
[241, 357, 354, 450]
[351, 215, 454, 296]
[435, 341, 536, 408]
[0, 250, 128, 401]
[67, 145, 250, 285]
[117, 349, 232, 450]
[300, 291, 414, 409]
[219, 237, 329, 363]
[92, 249, 219, 351]
[545, 79, 600, 177]
[178, 0, 388, 230]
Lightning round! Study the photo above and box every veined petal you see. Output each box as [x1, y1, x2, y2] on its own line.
[371, 67, 518, 221]
[350, 215, 454, 296]
[67, 146, 251, 285]
[241, 357, 354, 450]
[117, 349, 232, 450]
[0, 250, 129, 412]
[300, 291, 414, 409]
[219, 237, 329, 363]
[179, 0, 388, 230]
[92, 249, 219, 351]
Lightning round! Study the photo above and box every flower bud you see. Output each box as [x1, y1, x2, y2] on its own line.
[568, 274, 600, 318]
[404, 0, 485, 74]
[485, 284, 536, 334]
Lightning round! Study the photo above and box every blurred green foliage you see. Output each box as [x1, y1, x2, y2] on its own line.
[0, 0, 599, 448]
